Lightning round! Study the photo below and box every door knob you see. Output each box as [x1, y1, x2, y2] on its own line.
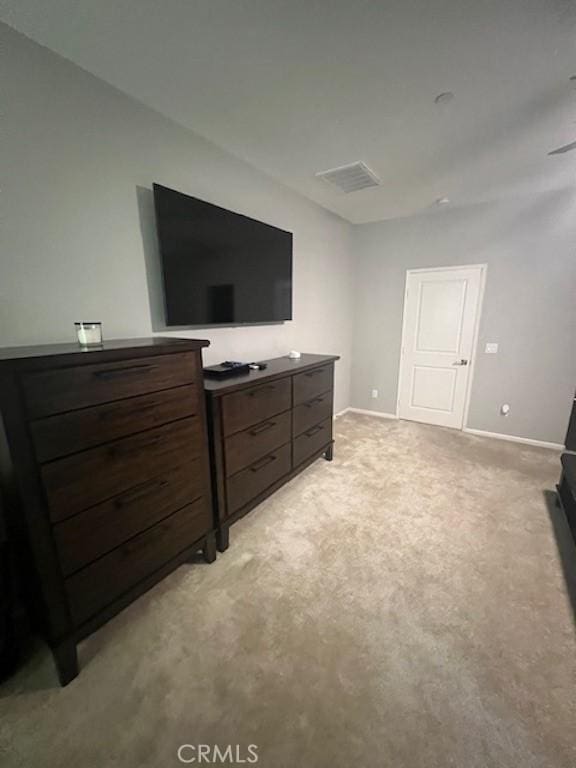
[452, 359, 469, 366]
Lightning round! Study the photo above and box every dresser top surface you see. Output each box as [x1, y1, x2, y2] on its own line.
[204, 353, 339, 395]
[0, 337, 209, 368]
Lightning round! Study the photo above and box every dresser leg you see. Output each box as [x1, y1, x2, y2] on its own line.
[52, 638, 79, 686]
[216, 525, 230, 553]
[203, 532, 217, 564]
[324, 443, 334, 462]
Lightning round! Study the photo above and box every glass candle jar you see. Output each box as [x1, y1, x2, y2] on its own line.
[75, 322, 103, 347]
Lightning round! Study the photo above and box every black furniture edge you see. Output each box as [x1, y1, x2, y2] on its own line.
[558, 453, 576, 545]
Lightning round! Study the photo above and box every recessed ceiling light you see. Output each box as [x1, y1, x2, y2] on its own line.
[435, 197, 450, 205]
[434, 91, 455, 105]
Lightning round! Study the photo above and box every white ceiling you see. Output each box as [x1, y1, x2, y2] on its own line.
[2, 0, 576, 223]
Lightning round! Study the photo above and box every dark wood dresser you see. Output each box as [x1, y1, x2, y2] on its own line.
[565, 392, 576, 452]
[0, 337, 215, 685]
[205, 354, 339, 550]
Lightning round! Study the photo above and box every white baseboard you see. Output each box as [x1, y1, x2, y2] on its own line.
[462, 427, 564, 451]
[347, 407, 398, 420]
[337, 411, 563, 449]
[334, 407, 350, 418]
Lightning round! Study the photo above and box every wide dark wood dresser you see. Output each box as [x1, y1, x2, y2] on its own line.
[205, 353, 339, 550]
[0, 337, 215, 685]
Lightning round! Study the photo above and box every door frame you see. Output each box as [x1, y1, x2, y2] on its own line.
[395, 264, 487, 430]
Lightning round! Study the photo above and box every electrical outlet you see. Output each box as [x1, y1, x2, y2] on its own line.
[485, 342, 498, 354]
[371, 389, 378, 399]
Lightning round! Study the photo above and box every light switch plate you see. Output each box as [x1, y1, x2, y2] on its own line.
[485, 342, 498, 354]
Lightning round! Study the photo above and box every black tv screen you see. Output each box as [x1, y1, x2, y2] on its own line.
[153, 184, 293, 326]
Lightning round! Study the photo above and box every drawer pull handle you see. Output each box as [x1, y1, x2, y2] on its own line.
[132, 402, 158, 413]
[123, 513, 176, 554]
[304, 396, 324, 408]
[250, 454, 277, 472]
[304, 369, 324, 378]
[108, 433, 162, 458]
[99, 402, 158, 421]
[94, 364, 155, 380]
[123, 532, 156, 555]
[250, 421, 276, 436]
[115, 478, 169, 508]
[304, 425, 324, 438]
[247, 384, 275, 397]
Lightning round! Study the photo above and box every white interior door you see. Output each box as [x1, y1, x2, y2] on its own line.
[398, 265, 484, 429]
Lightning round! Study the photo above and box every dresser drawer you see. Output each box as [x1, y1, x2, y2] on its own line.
[293, 417, 332, 467]
[65, 498, 210, 626]
[293, 390, 333, 437]
[42, 417, 203, 521]
[23, 351, 199, 418]
[221, 378, 291, 436]
[54, 460, 206, 576]
[225, 410, 291, 477]
[31, 385, 198, 463]
[226, 442, 291, 515]
[293, 364, 333, 406]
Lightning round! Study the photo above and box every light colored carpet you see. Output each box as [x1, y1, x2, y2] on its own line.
[1, 414, 575, 768]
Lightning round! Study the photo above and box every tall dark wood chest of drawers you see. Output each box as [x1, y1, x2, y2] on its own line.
[0, 337, 215, 685]
[204, 354, 339, 550]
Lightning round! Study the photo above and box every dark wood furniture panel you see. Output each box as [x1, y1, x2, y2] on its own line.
[0, 494, 29, 680]
[221, 377, 291, 436]
[31, 385, 198, 462]
[0, 338, 214, 686]
[23, 351, 198, 418]
[54, 460, 205, 576]
[42, 416, 202, 521]
[65, 498, 210, 626]
[293, 364, 333, 406]
[225, 410, 291, 476]
[293, 390, 333, 437]
[205, 353, 339, 551]
[558, 453, 576, 545]
[227, 443, 291, 514]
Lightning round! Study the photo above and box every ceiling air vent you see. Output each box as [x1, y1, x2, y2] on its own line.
[315, 161, 381, 193]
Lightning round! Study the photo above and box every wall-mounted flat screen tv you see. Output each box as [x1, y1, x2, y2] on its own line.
[153, 184, 293, 326]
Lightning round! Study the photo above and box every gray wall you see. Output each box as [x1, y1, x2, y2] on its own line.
[2, 24, 575, 441]
[0, 24, 353, 412]
[351, 193, 576, 444]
